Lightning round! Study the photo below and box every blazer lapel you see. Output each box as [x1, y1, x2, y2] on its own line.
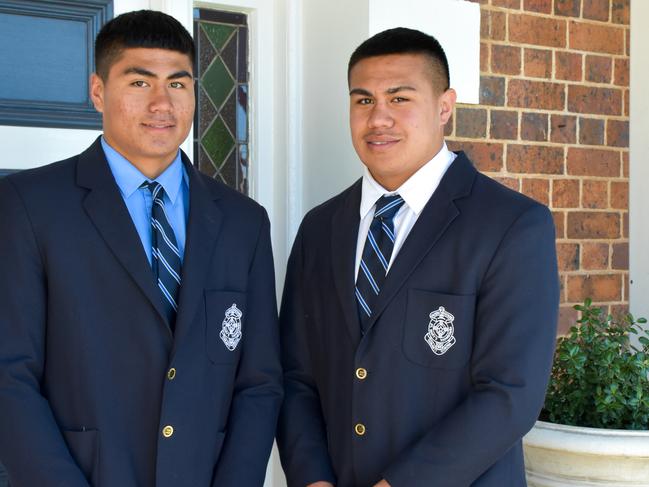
[331, 180, 363, 347]
[78, 138, 171, 331]
[363, 152, 477, 334]
[173, 157, 222, 338]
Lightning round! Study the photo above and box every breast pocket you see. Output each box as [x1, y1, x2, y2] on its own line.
[205, 290, 246, 364]
[403, 289, 476, 369]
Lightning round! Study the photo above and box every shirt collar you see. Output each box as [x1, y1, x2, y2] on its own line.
[101, 136, 186, 203]
[360, 142, 456, 218]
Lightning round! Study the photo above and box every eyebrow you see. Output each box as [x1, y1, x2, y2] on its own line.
[349, 85, 417, 96]
[123, 67, 193, 79]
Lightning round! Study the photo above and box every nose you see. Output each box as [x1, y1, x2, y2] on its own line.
[367, 100, 394, 129]
[149, 85, 173, 113]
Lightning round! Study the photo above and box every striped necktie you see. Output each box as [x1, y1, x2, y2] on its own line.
[143, 181, 182, 327]
[355, 194, 405, 333]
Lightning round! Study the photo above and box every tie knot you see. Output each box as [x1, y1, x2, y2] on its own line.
[142, 181, 165, 201]
[374, 194, 404, 221]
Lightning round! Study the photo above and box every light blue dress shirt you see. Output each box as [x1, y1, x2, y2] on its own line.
[101, 137, 189, 265]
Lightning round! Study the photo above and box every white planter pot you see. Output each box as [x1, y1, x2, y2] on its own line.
[523, 420, 649, 486]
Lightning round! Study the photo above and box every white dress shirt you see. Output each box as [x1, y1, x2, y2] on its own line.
[354, 143, 457, 280]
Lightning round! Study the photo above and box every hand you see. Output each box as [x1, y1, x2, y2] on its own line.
[307, 483, 334, 487]
[373, 481, 391, 487]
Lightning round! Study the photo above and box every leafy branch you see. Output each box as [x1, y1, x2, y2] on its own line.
[542, 299, 649, 430]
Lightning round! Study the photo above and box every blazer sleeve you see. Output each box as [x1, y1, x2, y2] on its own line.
[0, 178, 90, 486]
[276, 224, 337, 487]
[383, 204, 560, 487]
[210, 207, 284, 487]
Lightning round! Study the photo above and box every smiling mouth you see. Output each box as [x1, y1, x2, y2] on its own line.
[142, 122, 175, 129]
[366, 139, 400, 149]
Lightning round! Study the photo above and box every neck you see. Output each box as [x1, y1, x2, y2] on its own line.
[133, 158, 176, 179]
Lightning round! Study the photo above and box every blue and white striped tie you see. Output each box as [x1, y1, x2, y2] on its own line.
[355, 194, 404, 333]
[143, 181, 182, 327]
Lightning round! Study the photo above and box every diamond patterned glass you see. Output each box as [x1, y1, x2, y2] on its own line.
[193, 9, 249, 194]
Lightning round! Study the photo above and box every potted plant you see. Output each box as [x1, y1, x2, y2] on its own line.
[523, 299, 649, 486]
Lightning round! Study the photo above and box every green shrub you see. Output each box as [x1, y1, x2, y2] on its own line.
[542, 299, 649, 430]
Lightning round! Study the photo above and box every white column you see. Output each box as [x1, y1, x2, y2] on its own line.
[629, 1, 649, 321]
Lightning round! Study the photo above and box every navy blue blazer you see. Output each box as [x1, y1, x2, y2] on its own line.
[277, 152, 559, 487]
[0, 138, 283, 487]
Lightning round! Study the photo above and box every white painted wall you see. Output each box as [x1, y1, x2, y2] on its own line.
[629, 1, 649, 321]
[369, 0, 480, 104]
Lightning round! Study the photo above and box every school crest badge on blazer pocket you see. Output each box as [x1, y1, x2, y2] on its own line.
[425, 306, 456, 355]
[220, 303, 243, 351]
[403, 289, 474, 369]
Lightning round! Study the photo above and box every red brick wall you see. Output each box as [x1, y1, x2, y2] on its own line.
[446, 0, 630, 333]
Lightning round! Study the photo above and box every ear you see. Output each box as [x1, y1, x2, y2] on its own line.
[438, 88, 457, 125]
[89, 73, 105, 113]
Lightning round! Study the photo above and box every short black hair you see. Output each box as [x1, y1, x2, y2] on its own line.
[348, 27, 450, 91]
[95, 10, 195, 80]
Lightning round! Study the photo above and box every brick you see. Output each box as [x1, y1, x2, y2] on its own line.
[567, 274, 622, 302]
[494, 177, 520, 191]
[491, 11, 507, 41]
[610, 303, 630, 319]
[524, 0, 552, 14]
[482, 10, 506, 41]
[607, 120, 629, 147]
[555, 0, 581, 17]
[456, 107, 488, 138]
[553, 211, 566, 238]
[493, 0, 521, 8]
[612, 242, 629, 269]
[612, 0, 630, 24]
[508, 79, 565, 110]
[521, 178, 550, 205]
[448, 141, 503, 172]
[507, 145, 564, 174]
[623, 211, 628, 238]
[551, 115, 577, 144]
[557, 242, 579, 271]
[491, 45, 521, 75]
[480, 9, 490, 39]
[610, 181, 628, 209]
[553, 179, 580, 208]
[568, 86, 622, 115]
[521, 112, 548, 141]
[579, 117, 605, 146]
[480, 42, 489, 73]
[583, 0, 610, 21]
[623, 272, 629, 301]
[567, 148, 620, 177]
[569, 21, 625, 55]
[624, 89, 629, 117]
[585, 55, 613, 84]
[509, 14, 567, 48]
[582, 242, 609, 270]
[480, 76, 505, 106]
[555, 51, 582, 81]
[560, 274, 567, 303]
[558, 305, 579, 335]
[567, 212, 620, 238]
[622, 151, 629, 177]
[614, 58, 629, 86]
[524, 48, 552, 78]
[581, 179, 608, 209]
[490, 110, 518, 140]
